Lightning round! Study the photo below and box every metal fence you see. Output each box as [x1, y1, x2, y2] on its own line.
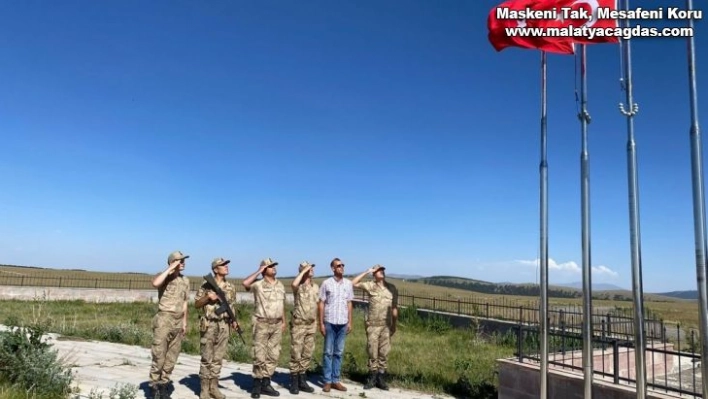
[0, 272, 670, 341]
[516, 323, 703, 398]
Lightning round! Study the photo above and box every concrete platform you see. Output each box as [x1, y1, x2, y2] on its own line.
[32, 330, 453, 399]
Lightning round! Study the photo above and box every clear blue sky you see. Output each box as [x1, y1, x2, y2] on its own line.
[0, 0, 705, 292]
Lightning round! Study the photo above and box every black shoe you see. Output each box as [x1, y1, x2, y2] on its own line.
[251, 377, 262, 399]
[151, 385, 161, 399]
[298, 373, 315, 393]
[289, 373, 299, 395]
[363, 371, 376, 390]
[375, 372, 389, 390]
[260, 377, 280, 397]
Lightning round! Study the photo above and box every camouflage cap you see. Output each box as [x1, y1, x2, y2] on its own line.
[167, 251, 190, 263]
[260, 257, 278, 268]
[211, 257, 231, 269]
[298, 261, 315, 272]
[372, 264, 386, 272]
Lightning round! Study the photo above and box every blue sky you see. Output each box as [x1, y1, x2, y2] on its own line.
[0, 0, 706, 292]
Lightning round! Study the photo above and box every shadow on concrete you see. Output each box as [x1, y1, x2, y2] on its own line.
[138, 381, 152, 398]
[229, 370, 298, 394]
[177, 374, 200, 395]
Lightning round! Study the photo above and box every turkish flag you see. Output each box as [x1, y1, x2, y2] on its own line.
[536, 0, 619, 44]
[487, 0, 575, 55]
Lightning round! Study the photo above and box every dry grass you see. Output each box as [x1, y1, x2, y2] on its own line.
[0, 264, 700, 329]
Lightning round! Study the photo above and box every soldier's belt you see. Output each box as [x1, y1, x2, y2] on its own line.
[256, 317, 283, 324]
[206, 318, 228, 323]
[365, 320, 388, 327]
[291, 318, 316, 325]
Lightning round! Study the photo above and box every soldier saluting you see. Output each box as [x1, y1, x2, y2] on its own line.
[194, 257, 240, 399]
[242, 258, 287, 398]
[148, 251, 191, 399]
[351, 264, 398, 391]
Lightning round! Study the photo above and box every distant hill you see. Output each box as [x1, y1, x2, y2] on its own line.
[386, 273, 424, 280]
[406, 275, 682, 302]
[556, 282, 627, 291]
[655, 290, 698, 300]
[408, 275, 582, 299]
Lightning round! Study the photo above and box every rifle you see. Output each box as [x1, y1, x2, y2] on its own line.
[202, 274, 246, 345]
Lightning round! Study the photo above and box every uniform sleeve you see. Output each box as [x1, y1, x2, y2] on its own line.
[359, 281, 374, 294]
[183, 277, 191, 300]
[388, 283, 399, 308]
[195, 281, 208, 302]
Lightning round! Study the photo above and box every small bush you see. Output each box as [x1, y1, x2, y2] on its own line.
[0, 323, 74, 398]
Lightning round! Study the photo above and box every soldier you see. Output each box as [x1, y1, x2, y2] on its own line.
[242, 258, 287, 398]
[148, 250, 191, 399]
[351, 264, 398, 390]
[194, 257, 240, 399]
[288, 261, 319, 394]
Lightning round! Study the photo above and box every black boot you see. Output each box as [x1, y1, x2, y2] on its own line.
[375, 371, 389, 390]
[160, 383, 171, 399]
[363, 371, 377, 390]
[260, 377, 280, 397]
[151, 385, 162, 399]
[289, 373, 299, 395]
[251, 377, 262, 399]
[298, 373, 314, 393]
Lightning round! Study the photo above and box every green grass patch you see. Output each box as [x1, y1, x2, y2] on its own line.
[0, 299, 514, 398]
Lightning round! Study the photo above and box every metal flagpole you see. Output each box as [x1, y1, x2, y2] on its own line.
[685, 0, 708, 396]
[617, 0, 647, 396]
[539, 50, 549, 399]
[579, 42, 594, 399]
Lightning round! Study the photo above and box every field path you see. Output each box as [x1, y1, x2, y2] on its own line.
[28, 328, 453, 399]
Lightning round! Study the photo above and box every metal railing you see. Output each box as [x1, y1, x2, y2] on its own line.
[516, 323, 703, 398]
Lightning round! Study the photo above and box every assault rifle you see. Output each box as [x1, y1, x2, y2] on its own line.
[202, 274, 246, 345]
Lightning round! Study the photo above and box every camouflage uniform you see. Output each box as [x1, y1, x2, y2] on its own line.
[195, 271, 237, 399]
[250, 278, 286, 379]
[360, 279, 398, 390]
[288, 269, 319, 393]
[149, 269, 190, 395]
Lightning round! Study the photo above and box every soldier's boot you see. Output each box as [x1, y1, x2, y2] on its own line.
[260, 377, 280, 397]
[199, 378, 210, 399]
[160, 383, 171, 399]
[209, 378, 226, 399]
[288, 373, 299, 395]
[151, 385, 162, 399]
[363, 371, 377, 390]
[375, 371, 389, 391]
[298, 373, 315, 393]
[251, 378, 262, 399]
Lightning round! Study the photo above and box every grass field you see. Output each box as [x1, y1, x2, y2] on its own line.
[0, 264, 700, 329]
[0, 298, 513, 398]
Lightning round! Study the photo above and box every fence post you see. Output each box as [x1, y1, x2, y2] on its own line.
[95, 278, 98, 289]
[457, 299, 461, 315]
[519, 306, 523, 325]
[59, 277, 62, 288]
[517, 325, 524, 362]
[486, 303, 489, 319]
[613, 340, 620, 384]
[606, 313, 612, 337]
[129, 280, 132, 291]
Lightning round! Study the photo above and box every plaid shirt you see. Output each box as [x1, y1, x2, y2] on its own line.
[319, 276, 354, 325]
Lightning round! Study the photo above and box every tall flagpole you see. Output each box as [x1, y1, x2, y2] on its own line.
[618, 0, 647, 397]
[539, 50, 549, 399]
[579, 42, 594, 399]
[685, 0, 708, 396]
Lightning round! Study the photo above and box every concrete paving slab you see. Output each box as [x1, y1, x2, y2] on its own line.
[25, 329, 454, 399]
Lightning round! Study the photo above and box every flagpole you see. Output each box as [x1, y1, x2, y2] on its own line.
[685, 0, 708, 396]
[618, 0, 647, 397]
[539, 49, 549, 399]
[579, 42, 594, 399]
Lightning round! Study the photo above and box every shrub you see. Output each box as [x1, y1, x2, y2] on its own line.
[0, 323, 74, 398]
